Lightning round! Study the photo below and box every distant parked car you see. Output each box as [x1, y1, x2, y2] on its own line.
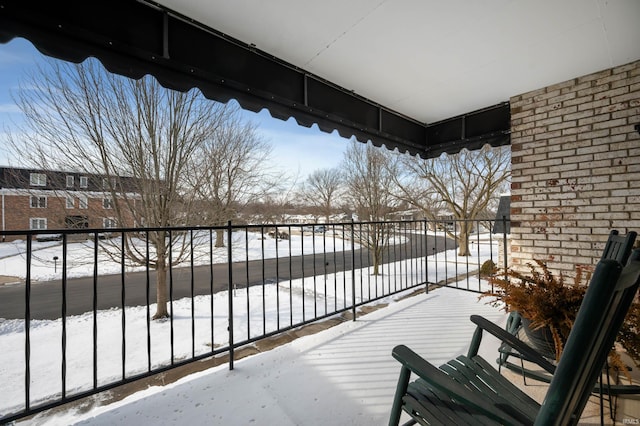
[268, 230, 289, 240]
[35, 233, 63, 242]
[314, 225, 326, 233]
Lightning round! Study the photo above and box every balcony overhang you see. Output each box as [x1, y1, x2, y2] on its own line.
[1, 1, 638, 158]
[0, 1, 509, 158]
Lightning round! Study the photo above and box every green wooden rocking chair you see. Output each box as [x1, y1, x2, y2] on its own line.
[389, 248, 640, 425]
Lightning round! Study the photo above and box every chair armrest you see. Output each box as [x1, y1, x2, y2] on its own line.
[470, 314, 556, 374]
[391, 344, 526, 424]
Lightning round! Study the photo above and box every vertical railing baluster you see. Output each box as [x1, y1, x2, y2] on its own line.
[227, 221, 234, 371]
[342, 224, 346, 309]
[190, 230, 195, 358]
[393, 222, 398, 293]
[398, 222, 403, 291]
[424, 220, 429, 294]
[24, 235, 32, 412]
[433, 223, 438, 285]
[406, 221, 411, 288]
[398, 222, 404, 290]
[261, 226, 265, 336]
[169, 229, 174, 364]
[351, 219, 356, 321]
[311, 226, 317, 318]
[455, 221, 459, 286]
[358, 222, 363, 302]
[245, 228, 250, 341]
[289, 225, 294, 326]
[361, 223, 368, 300]
[322, 226, 327, 315]
[444, 223, 449, 285]
[93, 231, 99, 387]
[465, 220, 470, 289]
[275, 225, 280, 329]
[372, 224, 377, 299]
[380, 223, 385, 294]
[61, 233, 68, 398]
[476, 225, 482, 291]
[383, 222, 388, 294]
[210, 229, 215, 349]
[332, 224, 337, 312]
[403, 221, 407, 288]
[120, 231, 126, 379]
[386, 222, 390, 293]
[300, 226, 304, 321]
[410, 221, 415, 288]
[355, 223, 362, 300]
[145, 231, 151, 372]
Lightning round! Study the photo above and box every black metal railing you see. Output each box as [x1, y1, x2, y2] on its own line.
[0, 218, 508, 422]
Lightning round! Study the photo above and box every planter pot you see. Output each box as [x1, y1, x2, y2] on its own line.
[521, 317, 556, 359]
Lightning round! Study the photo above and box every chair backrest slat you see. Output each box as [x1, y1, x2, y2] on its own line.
[601, 230, 637, 263]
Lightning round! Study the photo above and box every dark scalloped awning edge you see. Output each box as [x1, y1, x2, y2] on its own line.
[0, 0, 509, 159]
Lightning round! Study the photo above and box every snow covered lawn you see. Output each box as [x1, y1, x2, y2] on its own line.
[35, 286, 508, 426]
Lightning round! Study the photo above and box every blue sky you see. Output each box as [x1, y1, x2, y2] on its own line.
[0, 37, 349, 182]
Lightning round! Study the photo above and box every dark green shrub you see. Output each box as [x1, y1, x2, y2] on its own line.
[479, 259, 497, 278]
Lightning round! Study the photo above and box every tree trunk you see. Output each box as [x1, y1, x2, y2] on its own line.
[215, 229, 225, 248]
[372, 246, 382, 276]
[457, 222, 471, 256]
[153, 257, 169, 319]
[372, 259, 380, 275]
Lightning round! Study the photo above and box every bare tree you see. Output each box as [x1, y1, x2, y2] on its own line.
[392, 145, 511, 256]
[252, 183, 298, 225]
[185, 113, 278, 247]
[342, 141, 399, 275]
[8, 58, 235, 319]
[298, 168, 343, 222]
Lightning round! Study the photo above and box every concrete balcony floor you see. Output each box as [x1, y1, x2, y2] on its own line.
[47, 287, 636, 425]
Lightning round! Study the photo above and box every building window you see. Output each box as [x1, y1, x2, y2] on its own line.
[66, 175, 74, 188]
[103, 217, 117, 228]
[30, 173, 46, 186]
[103, 198, 113, 209]
[30, 196, 47, 208]
[79, 196, 88, 209]
[80, 176, 88, 188]
[30, 218, 47, 230]
[66, 196, 75, 209]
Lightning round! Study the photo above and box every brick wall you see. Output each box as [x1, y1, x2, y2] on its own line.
[510, 59, 640, 275]
[1, 191, 136, 241]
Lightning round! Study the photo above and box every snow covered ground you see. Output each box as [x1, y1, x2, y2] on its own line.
[22, 286, 507, 426]
[0, 231, 500, 425]
[0, 229, 362, 281]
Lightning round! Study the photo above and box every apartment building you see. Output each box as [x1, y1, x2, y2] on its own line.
[0, 166, 139, 239]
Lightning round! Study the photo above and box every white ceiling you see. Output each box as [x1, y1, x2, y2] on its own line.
[156, 0, 640, 124]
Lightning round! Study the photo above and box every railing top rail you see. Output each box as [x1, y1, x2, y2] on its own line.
[0, 217, 510, 237]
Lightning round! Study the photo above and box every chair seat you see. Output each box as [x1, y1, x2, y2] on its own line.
[403, 354, 539, 425]
[404, 382, 498, 425]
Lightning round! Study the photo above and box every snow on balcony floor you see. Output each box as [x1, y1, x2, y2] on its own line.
[46, 286, 507, 425]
